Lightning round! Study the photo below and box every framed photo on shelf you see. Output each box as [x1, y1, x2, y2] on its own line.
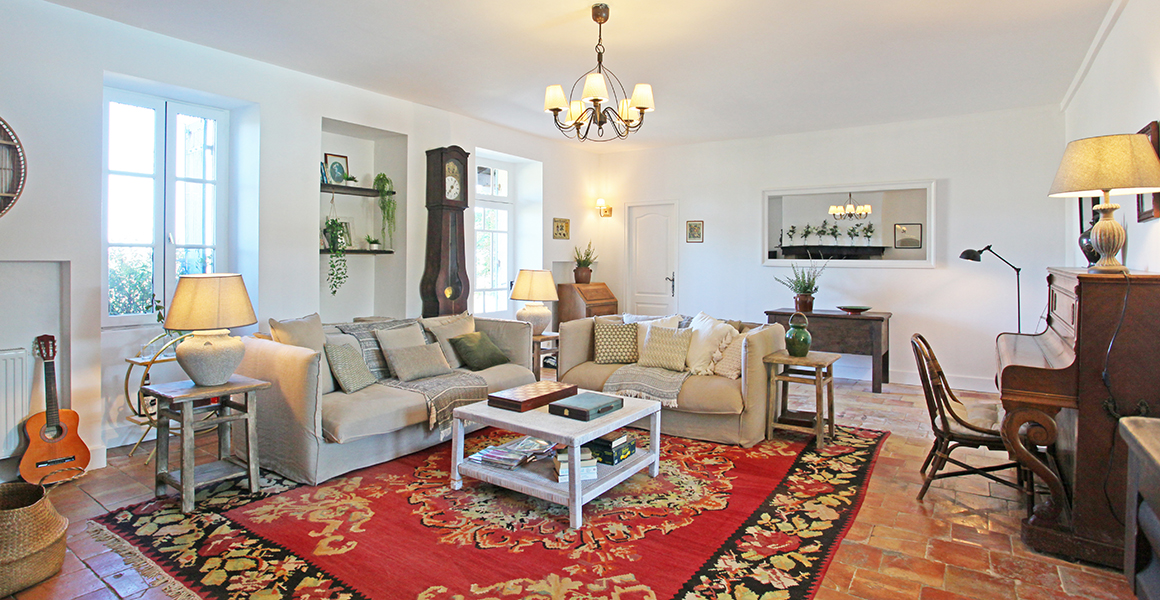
[1138, 121, 1160, 222]
[686, 220, 704, 243]
[337, 220, 353, 248]
[553, 218, 570, 239]
[894, 223, 922, 249]
[324, 153, 349, 185]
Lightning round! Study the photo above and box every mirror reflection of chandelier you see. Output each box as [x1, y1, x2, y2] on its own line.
[829, 193, 872, 220]
[544, 4, 655, 142]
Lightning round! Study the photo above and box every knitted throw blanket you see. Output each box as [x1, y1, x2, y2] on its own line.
[383, 371, 488, 439]
[602, 364, 689, 408]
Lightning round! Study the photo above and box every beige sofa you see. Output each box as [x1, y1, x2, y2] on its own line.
[236, 317, 535, 485]
[557, 317, 785, 447]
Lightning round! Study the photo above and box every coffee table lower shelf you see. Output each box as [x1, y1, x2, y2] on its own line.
[457, 450, 656, 506]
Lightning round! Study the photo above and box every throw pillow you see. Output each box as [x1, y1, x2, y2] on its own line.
[324, 343, 378, 393]
[270, 313, 335, 394]
[713, 325, 767, 379]
[686, 312, 739, 375]
[373, 324, 426, 378]
[425, 316, 475, 369]
[335, 319, 420, 379]
[418, 311, 471, 342]
[635, 315, 681, 358]
[638, 325, 693, 372]
[594, 321, 638, 364]
[385, 343, 454, 382]
[449, 331, 510, 371]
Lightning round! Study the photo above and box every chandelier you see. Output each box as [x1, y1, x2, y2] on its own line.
[829, 193, 872, 220]
[544, 4, 654, 142]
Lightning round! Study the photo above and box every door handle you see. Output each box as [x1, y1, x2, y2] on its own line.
[664, 272, 674, 297]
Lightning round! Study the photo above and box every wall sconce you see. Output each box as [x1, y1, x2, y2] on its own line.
[596, 198, 612, 217]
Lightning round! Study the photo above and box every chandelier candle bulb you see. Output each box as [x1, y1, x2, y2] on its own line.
[582, 73, 609, 102]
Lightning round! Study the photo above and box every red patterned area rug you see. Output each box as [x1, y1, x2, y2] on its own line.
[89, 426, 886, 600]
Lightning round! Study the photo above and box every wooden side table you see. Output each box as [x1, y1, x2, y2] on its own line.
[765, 309, 890, 392]
[764, 349, 841, 447]
[142, 374, 270, 513]
[532, 332, 560, 381]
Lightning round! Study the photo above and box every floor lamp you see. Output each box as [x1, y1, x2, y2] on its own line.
[960, 245, 1021, 333]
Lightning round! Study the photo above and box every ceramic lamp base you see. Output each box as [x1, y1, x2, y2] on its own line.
[516, 302, 552, 336]
[175, 329, 245, 387]
[1089, 202, 1129, 274]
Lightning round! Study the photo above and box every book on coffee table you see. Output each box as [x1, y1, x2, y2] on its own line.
[488, 380, 578, 412]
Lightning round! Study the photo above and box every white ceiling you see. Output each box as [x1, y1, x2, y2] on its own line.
[46, 0, 1114, 151]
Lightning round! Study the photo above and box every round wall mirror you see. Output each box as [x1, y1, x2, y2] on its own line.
[0, 116, 27, 219]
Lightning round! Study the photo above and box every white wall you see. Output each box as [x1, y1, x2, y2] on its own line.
[0, 0, 597, 469]
[598, 106, 1068, 390]
[1064, 0, 1160, 272]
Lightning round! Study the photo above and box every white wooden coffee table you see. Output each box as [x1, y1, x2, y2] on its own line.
[451, 395, 661, 528]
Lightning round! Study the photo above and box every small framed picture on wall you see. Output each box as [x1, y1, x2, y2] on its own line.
[686, 220, 704, 243]
[553, 218, 570, 239]
[894, 223, 922, 249]
[1138, 121, 1160, 222]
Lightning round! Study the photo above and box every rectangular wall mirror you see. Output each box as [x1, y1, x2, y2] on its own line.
[762, 180, 935, 268]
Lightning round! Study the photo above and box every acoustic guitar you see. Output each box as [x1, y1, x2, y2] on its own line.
[20, 334, 90, 484]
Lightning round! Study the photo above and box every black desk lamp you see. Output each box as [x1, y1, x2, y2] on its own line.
[960, 245, 1021, 333]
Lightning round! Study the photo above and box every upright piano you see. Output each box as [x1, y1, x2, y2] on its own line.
[998, 267, 1160, 566]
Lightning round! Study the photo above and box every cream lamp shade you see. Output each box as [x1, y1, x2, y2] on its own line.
[510, 269, 557, 336]
[1048, 134, 1160, 273]
[163, 273, 257, 387]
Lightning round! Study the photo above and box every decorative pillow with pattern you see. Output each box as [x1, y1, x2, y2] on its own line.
[634, 315, 682, 358]
[686, 312, 739, 375]
[638, 325, 693, 372]
[713, 325, 767, 379]
[594, 321, 638, 364]
[335, 319, 420, 379]
[373, 324, 426, 378]
[324, 343, 378, 393]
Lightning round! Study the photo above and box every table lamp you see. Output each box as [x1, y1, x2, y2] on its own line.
[1049, 134, 1160, 273]
[510, 269, 558, 336]
[163, 273, 257, 387]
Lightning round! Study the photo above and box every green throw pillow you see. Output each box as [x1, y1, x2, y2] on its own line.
[323, 343, 378, 393]
[448, 331, 510, 371]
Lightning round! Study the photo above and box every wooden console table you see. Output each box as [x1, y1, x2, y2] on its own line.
[764, 309, 891, 393]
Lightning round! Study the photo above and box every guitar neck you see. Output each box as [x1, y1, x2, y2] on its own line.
[44, 359, 59, 426]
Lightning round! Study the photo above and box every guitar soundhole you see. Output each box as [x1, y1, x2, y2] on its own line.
[42, 424, 64, 440]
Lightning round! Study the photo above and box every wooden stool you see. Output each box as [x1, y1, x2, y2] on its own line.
[764, 349, 841, 447]
[532, 332, 560, 381]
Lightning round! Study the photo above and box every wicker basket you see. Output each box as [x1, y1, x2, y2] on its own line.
[0, 481, 69, 597]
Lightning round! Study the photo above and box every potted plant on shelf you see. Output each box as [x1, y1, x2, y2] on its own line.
[801, 223, 814, 244]
[774, 258, 827, 313]
[365, 235, 382, 251]
[828, 223, 841, 245]
[846, 224, 861, 245]
[862, 222, 876, 245]
[573, 241, 597, 284]
[785, 225, 797, 245]
[323, 217, 348, 295]
[373, 173, 396, 248]
[343, 173, 357, 186]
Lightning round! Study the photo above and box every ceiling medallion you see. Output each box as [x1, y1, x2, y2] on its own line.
[544, 4, 654, 142]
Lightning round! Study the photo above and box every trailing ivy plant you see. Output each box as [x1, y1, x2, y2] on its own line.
[373, 173, 396, 247]
[324, 218, 348, 295]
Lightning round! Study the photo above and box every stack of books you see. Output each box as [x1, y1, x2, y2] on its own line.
[466, 436, 554, 470]
[584, 430, 636, 465]
[552, 446, 598, 483]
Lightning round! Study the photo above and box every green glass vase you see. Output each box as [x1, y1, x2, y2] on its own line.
[785, 312, 812, 357]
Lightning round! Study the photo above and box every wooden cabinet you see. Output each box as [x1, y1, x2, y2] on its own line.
[555, 283, 618, 329]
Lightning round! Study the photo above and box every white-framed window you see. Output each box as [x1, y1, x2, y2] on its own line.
[476, 165, 508, 197]
[473, 200, 512, 316]
[102, 88, 229, 326]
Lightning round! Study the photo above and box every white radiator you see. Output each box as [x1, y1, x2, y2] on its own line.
[1, 348, 31, 459]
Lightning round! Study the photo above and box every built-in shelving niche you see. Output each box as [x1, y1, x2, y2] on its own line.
[319, 118, 407, 322]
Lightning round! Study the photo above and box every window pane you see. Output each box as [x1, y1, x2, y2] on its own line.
[495, 293, 508, 312]
[108, 246, 153, 316]
[175, 182, 215, 245]
[476, 166, 492, 195]
[474, 207, 484, 229]
[176, 247, 215, 277]
[176, 113, 208, 180]
[107, 175, 154, 244]
[474, 293, 486, 314]
[484, 208, 498, 231]
[496, 232, 508, 284]
[108, 102, 155, 174]
[497, 208, 508, 232]
[475, 231, 493, 289]
[495, 169, 508, 197]
[485, 290, 498, 313]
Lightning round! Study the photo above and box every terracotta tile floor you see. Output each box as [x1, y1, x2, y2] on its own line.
[7, 373, 1139, 600]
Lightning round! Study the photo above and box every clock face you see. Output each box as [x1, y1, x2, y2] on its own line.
[445, 176, 460, 200]
[444, 159, 463, 200]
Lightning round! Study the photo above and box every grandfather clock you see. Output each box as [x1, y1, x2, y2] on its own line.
[420, 145, 471, 317]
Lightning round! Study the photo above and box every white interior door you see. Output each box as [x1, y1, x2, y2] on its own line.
[626, 203, 678, 316]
